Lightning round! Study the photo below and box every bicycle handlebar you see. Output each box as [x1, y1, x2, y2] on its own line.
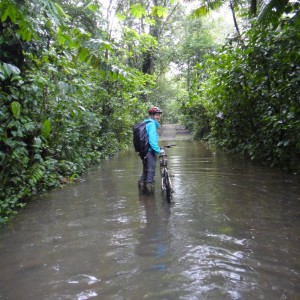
[162, 144, 176, 148]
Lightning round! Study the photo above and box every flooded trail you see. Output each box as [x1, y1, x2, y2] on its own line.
[0, 125, 300, 299]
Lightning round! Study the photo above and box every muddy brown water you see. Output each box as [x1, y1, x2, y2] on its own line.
[0, 126, 300, 299]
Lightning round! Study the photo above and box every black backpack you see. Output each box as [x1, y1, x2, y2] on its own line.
[133, 120, 151, 158]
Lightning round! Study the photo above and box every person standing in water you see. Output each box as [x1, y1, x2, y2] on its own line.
[138, 106, 165, 194]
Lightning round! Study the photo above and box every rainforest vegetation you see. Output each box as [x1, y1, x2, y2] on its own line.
[1, 0, 299, 224]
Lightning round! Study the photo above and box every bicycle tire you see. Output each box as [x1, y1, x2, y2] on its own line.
[164, 172, 172, 202]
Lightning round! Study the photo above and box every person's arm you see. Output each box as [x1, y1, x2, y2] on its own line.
[147, 122, 161, 154]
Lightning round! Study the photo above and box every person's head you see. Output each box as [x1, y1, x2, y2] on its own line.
[148, 106, 162, 122]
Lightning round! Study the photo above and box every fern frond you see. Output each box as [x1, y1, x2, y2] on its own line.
[28, 163, 45, 184]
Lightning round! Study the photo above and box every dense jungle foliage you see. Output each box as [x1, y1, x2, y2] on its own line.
[180, 1, 300, 171]
[1, 0, 300, 224]
[0, 0, 157, 224]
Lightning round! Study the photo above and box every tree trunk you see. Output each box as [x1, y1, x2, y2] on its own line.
[249, 0, 257, 17]
[142, 51, 153, 74]
[229, 0, 241, 38]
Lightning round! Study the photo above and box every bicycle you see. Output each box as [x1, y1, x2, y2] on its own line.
[159, 144, 176, 202]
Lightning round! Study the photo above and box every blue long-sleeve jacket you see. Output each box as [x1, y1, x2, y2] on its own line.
[144, 118, 161, 154]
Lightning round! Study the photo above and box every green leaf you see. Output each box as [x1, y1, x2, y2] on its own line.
[145, 17, 155, 25]
[116, 12, 126, 21]
[190, 6, 208, 18]
[58, 34, 66, 45]
[1, 5, 18, 23]
[42, 119, 51, 139]
[1, 63, 20, 79]
[152, 6, 168, 18]
[86, 3, 98, 12]
[78, 47, 90, 62]
[11, 102, 21, 118]
[18, 27, 32, 42]
[34, 137, 42, 148]
[1, 8, 10, 22]
[29, 163, 44, 183]
[7, 5, 17, 22]
[291, 77, 300, 83]
[130, 4, 146, 18]
[53, 3, 68, 18]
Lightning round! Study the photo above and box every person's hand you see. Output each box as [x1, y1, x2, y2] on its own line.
[160, 148, 165, 155]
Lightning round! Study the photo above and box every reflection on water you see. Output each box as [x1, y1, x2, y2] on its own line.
[0, 140, 300, 299]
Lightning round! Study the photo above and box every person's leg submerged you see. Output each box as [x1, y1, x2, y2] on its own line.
[138, 157, 147, 191]
[145, 151, 157, 193]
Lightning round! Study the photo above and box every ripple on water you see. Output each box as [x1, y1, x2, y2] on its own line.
[176, 234, 257, 299]
[76, 290, 98, 300]
[68, 274, 100, 285]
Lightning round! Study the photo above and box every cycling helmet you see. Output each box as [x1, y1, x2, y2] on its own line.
[148, 106, 162, 115]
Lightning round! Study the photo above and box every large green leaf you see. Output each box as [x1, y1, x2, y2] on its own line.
[11, 102, 21, 119]
[42, 120, 51, 139]
[1, 4, 17, 22]
[0, 63, 20, 79]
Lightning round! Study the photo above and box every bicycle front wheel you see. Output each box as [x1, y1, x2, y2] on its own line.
[163, 172, 172, 202]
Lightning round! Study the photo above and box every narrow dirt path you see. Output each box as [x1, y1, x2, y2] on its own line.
[159, 124, 191, 141]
